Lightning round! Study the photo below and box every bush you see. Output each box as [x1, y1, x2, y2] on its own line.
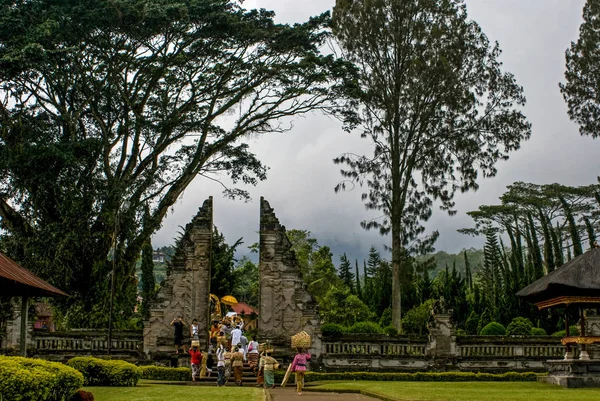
[401, 300, 434, 335]
[464, 311, 479, 335]
[141, 366, 191, 381]
[379, 308, 392, 328]
[480, 322, 506, 336]
[67, 357, 141, 387]
[69, 389, 94, 401]
[273, 370, 538, 383]
[552, 325, 580, 337]
[506, 317, 533, 336]
[0, 356, 83, 401]
[347, 321, 382, 334]
[383, 325, 398, 336]
[321, 323, 346, 338]
[531, 327, 547, 335]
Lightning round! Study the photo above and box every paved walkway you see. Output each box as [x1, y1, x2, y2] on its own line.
[269, 387, 378, 401]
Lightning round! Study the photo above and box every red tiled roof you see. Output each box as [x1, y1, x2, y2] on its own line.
[231, 302, 259, 316]
[0, 252, 68, 297]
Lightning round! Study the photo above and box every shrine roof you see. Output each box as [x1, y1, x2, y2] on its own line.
[0, 252, 68, 297]
[231, 302, 258, 316]
[517, 247, 600, 305]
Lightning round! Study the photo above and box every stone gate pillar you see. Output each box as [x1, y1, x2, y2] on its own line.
[258, 198, 320, 353]
[143, 197, 213, 355]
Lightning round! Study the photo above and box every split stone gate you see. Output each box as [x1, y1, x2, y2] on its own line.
[143, 197, 320, 357]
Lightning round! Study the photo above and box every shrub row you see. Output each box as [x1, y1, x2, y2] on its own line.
[322, 322, 399, 337]
[0, 356, 84, 401]
[141, 366, 191, 381]
[138, 364, 538, 384]
[273, 371, 539, 382]
[67, 357, 141, 387]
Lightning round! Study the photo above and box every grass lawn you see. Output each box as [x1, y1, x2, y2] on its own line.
[85, 382, 263, 401]
[311, 381, 600, 401]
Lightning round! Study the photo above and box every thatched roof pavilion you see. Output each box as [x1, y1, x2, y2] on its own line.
[517, 246, 600, 361]
[517, 247, 600, 309]
[0, 252, 67, 356]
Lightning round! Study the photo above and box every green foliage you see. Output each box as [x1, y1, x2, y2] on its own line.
[232, 256, 259, 307]
[465, 311, 479, 335]
[552, 325, 580, 337]
[506, 317, 533, 336]
[480, 322, 507, 336]
[383, 325, 398, 336]
[319, 286, 373, 326]
[338, 253, 354, 293]
[0, 0, 350, 327]
[531, 327, 547, 336]
[401, 300, 434, 335]
[0, 356, 83, 401]
[560, 0, 600, 139]
[210, 227, 243, 297]
[141, 366, 191, 382]
[66, 357, 141, 387]
[140, 237, 155, 319]
[347, 321, 382, 335]
[379, 308, 392, 328]
[273, 371, 538, 383]
[321, 323, 346, 338]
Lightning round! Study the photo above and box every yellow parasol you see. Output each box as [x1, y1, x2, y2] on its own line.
[221, 295, 238, 306]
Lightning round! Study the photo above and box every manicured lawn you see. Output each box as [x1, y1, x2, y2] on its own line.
[85, 382, 263, 401]
[311, 381, 600, 401]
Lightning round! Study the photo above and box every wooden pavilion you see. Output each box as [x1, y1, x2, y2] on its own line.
[517, 246, 600, 387]
[0, 252, 67, 356]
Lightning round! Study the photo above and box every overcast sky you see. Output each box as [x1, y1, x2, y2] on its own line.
[153, 0, 600, 264]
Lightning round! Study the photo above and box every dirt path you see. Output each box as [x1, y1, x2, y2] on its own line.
[269, 387, 379, 401]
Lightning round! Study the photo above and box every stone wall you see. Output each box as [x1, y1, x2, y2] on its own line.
[143, 197, 213, 355]
[258, 198, 320, 353]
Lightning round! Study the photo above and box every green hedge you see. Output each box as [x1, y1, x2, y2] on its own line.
[480, 322, 506, 336]
[273, 371, 539, 382]
[67, 357, 141, 387]
[0, 356, 84, 401]
[141, 366, 191, 381]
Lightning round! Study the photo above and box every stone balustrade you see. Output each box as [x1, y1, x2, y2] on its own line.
[30, 330, 143, 359]
[457, 336, 566, 358]
[323, 335, 428, 357]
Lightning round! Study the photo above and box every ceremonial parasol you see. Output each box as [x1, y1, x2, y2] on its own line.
[221, 295, 238, 306]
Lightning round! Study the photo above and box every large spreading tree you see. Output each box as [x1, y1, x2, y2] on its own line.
[0, 0, 352, 327]
[561, 0, 600, 138]
[332, 0, 531, 330]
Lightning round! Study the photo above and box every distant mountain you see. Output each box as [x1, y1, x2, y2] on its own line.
[417, 248, 484, 277]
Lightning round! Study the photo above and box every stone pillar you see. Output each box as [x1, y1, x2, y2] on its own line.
[258, 198, 320, 354]
[143, 197, 213, 355]
[426, 313, 457, 358]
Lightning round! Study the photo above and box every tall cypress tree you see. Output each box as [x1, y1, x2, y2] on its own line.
[554, 221, 565, 266]
[560, 196, 583, 257]
[366, 246, 381, 277]
[338, 253, 354, 292]
[140, 239, 155, 319]
[464, 250, 472, 290]
[527, 213, 544, 280]
[355, 259, 362, 299]
[584, 217, 596, 249]
[539, 209, 555, 273]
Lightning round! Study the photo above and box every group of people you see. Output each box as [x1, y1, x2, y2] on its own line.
[170, 314, 311, 394]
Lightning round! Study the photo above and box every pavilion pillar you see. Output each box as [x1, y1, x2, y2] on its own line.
[580, 307, 590, 360]
[19, 296, 29, 357]
[565, 307, 573, 360]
